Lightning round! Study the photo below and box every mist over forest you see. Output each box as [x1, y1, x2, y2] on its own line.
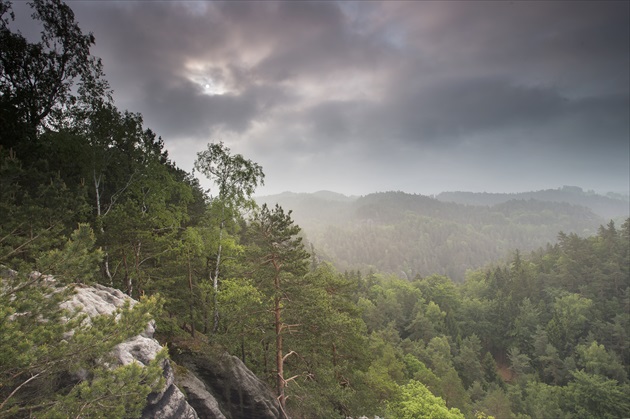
[1, 1, 629, 418]
[257, 187, 628, 282]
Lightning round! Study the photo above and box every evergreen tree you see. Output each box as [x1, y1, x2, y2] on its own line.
[247, 204, 309, 414]
[0, 227, 164, 418]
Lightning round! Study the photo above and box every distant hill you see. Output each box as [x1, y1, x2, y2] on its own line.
[256, 189, 611, 282]
[436, 186, 629, 221]
[255, 191, 358, 227]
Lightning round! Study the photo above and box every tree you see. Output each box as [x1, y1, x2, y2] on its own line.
[194, 142, 264, 333]
[280, 263, 371, 417]
[386, 380, 465, 419]
[215, 276, 265, 364]
[575, 341, 627, 383]
[509, 298, 540, 356]
[474, 387, 514, 419]
[0, 146, 89, 270]
[454, 334, 485, 389]
[0, 226, 165, 418]
[522, 381, 565, 419]
[416, 274, 461, 338]
[0, 0, 107, 144]
[424, 336, 470, 412]
[562, 370, 630, 418]
[507, 347, 532, 379]
[247, 204, 308, 414]
[179, 227, 204, 337]
[546, 293, 593, 356]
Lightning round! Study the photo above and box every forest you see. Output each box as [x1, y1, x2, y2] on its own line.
[1, 1, 629, 418]
[256, 189, 625, 282]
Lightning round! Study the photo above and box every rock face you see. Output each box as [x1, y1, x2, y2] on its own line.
[64, 284, 281, 419]
[172, 349, 282, 419]
[176, 368, 227, 419]
[62, 284, 198, 419]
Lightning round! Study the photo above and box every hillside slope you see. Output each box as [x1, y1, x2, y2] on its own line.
[436, 186, 629, 220]
[257, 190, 606, 281]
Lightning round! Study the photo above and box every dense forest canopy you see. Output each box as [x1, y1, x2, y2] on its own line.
[1, 1, 628, 418]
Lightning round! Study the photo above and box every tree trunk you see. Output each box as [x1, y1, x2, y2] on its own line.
[275, 293, 285, 411]
[187, 254, 195, 337]
[203, 258, 211, 334]
[103, 253, 114, 286]
[93, 170, 102, 219]
[212, 211, 225, 333]
[273, 266, 286, 412]
[123, 252, 132, 296]
[134, 241, 142, 297]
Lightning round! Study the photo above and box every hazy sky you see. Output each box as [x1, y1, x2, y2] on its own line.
[16, 1, 630, 196]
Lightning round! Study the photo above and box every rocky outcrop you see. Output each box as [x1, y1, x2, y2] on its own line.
[62, 283, 281, 419]
[176, 368, 227, 419]
[62, 284, 198, 419]
[172, 349, 281, 419]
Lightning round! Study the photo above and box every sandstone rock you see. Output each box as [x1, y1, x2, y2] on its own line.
[176, 368, 227, 419]
[172, 349, 282, 419]
[12, 278, 280, 419]
[142, 359, 198, 419]
[61, 283, 198, 419]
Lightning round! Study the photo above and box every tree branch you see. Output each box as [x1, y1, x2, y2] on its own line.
[282, 350, 297, 362]
[0, 369, 47, 411]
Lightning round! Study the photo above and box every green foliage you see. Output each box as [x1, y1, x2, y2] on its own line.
[546, 293, 593, 356]
[194, 141, 264, 333]
[0, 0, 107, 139]
[561, 370, 630, 418]
[575, 341, 627, 383]
[214, 276, 264, 359]
[454, 334, 485, 389]
[386, 380, 465, 419]
[36, 224, 103, 284]
[473, 387, 515, 419]
[0, 148, 90, 270]
[522, 381, 565, 419]
[194, 141, 264, 209]
[42, 350, 166, 419]
[0, 267, 163, 418]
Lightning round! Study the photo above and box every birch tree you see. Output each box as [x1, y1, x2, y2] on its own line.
[194, 141, 264, 333]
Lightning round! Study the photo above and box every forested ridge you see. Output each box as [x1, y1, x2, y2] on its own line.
[437, 187, 629, 221]
[1, 1, 629, 418]
[257, 190, 612, 282]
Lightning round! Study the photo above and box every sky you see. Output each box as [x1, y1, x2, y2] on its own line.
[13, 0, 630, 196]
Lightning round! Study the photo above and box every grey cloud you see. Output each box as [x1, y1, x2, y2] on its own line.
[292, 78, 568, 148]
[393, 1, 629, 92]
[251, 2, 396, 83]
[15, 0, 625, 195]
[386, 79, 568, 144]
[139, 80, 256, 138]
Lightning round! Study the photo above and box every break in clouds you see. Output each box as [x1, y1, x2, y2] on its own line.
[28, 1, 629, 195]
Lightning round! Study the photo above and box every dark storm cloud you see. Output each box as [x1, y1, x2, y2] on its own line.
[17, 0, 627, 194]
[366, 78, 569, 146]
[138, 80, 255, 138]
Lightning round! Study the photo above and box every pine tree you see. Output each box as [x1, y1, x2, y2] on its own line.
[247, 204, 308, 415]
